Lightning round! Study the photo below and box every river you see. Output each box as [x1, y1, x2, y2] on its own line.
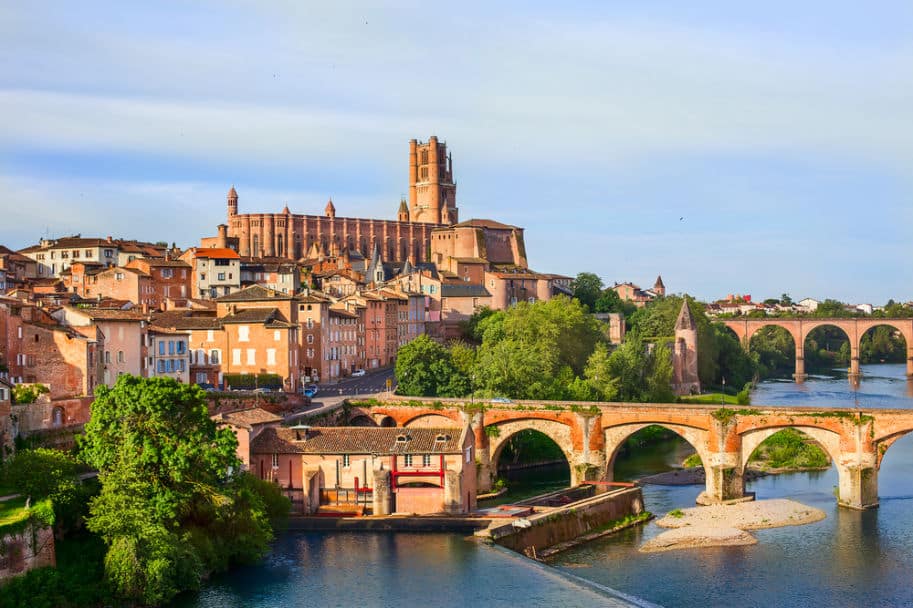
[175, 363, 913, 607]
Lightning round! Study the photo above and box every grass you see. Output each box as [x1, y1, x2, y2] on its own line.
[668, 508, 685, 519]
[0, 496, 30, 530]
[750, 429, 829, 470]
[679, 393, 742, 405]
[682, 453, 703, 468]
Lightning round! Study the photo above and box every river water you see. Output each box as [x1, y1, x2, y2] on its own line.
[176, 364, 913, 608]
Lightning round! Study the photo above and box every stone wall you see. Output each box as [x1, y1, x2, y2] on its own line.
[0, 525, 56, 582]
[487, 487, 645, 555]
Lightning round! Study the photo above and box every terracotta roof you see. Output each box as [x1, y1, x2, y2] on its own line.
[77, 308, 149, 321]
[218, 407, 282, 429]
[216, 285, 293, 302]
[451, 257, 488, 264]
[441, 284, 491, 298]
[251, 426, 467, 455]
[329, 307, 358, 319]
[195, 248, 240, 260]
[152, 310, 221, 330]
[448, 218, 518, 230]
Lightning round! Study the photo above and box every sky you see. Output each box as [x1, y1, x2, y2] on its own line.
[1, 1, 911, 304]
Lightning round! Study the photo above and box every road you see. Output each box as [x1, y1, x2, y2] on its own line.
[285, 368, 396, 424]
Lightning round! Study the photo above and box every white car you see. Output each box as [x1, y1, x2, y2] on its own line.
[351, 369, 366, 377]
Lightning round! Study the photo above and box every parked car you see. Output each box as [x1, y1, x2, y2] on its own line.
[196, 383, 217, 392]
[254, 387, 273, 394]
[304, 388, 318, 398]
[490, 396, 513, 404]
[351, 369, 366, 377]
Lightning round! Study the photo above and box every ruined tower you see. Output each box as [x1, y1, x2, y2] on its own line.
[409, 136, 458, 225]
[672, 300, 701, 396]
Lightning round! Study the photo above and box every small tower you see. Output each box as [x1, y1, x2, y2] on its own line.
[397, 198, 409, 223]
[325, 199, 336, 218]
[653, 275, 666, 297]
[672, 300, 701, 396]
[227, 186, 238, 218]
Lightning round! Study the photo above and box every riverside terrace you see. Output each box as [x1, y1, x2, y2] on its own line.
[339, 397, 913, 510]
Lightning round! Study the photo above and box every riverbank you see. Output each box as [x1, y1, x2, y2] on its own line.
[640, 498, 826, 553]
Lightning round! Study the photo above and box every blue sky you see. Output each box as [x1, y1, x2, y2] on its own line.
[1, 1, 911, 303]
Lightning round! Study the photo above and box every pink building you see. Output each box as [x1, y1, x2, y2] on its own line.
[250, 425, 476, 515]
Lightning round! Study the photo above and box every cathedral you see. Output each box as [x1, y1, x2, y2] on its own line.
[225, 136, 458, 262]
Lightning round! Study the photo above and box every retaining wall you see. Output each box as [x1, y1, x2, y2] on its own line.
[486, 486, 645, 555]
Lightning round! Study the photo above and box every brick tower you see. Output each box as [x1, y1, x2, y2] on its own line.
[409, 136, 458, 224]
[227, 185, 238, 218]
[672, 300, 701, 396]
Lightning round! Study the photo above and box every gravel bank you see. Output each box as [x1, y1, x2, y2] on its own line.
[639, 499, 826, 553]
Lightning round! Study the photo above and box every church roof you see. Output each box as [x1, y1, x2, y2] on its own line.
[228, 186, 238, 198]
[654, 275, 665, 289]
[448, 218, 518, 230]
[325, 199, 336, 214]
[675, 301, 697, 330]
[398, 199, 409, 213]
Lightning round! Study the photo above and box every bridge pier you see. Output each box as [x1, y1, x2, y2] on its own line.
[699, 452, 746, 505]
[906, 348, 913, 378]
[837, 458, 879, 510]
[849, 357, 861, 383]
[794, 355, 806, 383]
[471, 412, 492, 492]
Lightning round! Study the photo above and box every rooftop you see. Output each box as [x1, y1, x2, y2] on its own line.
[251, 426, 467, 455]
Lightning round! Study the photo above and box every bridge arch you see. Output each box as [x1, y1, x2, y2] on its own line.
[348, 414, 377, 427]
[403, 413, 463, 428]
[488, 418, 575, 484]
[603, 422, 712, 484]
[858, 323, 909, 367]
[739, 425, 841, 471]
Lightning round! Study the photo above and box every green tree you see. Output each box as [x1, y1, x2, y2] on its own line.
[1, 448, 91, 531]
[570, 272, 604, 311]
[81, 375, 280, 604]
[395, 335, 469, 397]
[594, 288, 637, 317]
[583, 343, 620, 401]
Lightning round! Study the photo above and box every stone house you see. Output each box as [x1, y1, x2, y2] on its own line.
[53, 307, 149, 387]
[250, 425, 476, 515]
[214, 406, 282, 469]
[124, 258, 192, 308]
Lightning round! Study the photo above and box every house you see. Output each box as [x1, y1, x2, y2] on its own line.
[798, 298, 820, 313]
[18, 236, 168, 278]
[53, 306, 150, 387]
[181, 248, 241, 299]
[215, 406, 283, 469]
[250, 425, 476, 515]
[124, 258, 192, 308]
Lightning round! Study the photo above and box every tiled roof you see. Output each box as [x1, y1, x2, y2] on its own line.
[447, 218, 518, 230]
[78, 308, 149, 321]
[221, 307, 282, 324]
[441, 284, 491, 298]
[251, 426, 467, 455]
[151, 310, 221, 330]
[195, 248, 240, 260]
[216, 285, 293, 302]
[218, 407, 282, 429]
[329, 307, 358, 319]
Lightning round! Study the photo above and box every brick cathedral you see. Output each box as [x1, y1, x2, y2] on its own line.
[226, 136, 458, 262]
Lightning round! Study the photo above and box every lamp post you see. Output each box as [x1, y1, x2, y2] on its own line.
[721, 376, 726, 405]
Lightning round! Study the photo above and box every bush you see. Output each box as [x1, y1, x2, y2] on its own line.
[11, 383, 49, 405]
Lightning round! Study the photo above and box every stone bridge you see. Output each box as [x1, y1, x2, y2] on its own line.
[719, 317, 913, 380]
[345, 398, 913, 510]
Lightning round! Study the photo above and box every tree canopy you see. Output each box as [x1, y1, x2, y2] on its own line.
[81, 375, 286, 605]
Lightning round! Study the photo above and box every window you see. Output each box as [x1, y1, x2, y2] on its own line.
[161, 268, 173, 279]
[306, 334, 314, 344]
[217, 273, 226, 281]
[342, 454, 350, 467]
[158, 341, 165, 355]
[232, 349, 241, 365]
[207, 330, 214, 342]
[168, 341, 175, 355]
[84, 249, 92, 257]
[403, 454, 413, 467]
[165, 360, 173, 372]
[267, 349, 276, 365]
[422, 454, 432, 467]
[157, 360, 165, 373]
[271, 453, 279, 468]
[176, 341, 186, 354]
[306, 318, 314, 329]
[465, 447, 472, 464]
[210, 350, 220, 364]
[117, 350, 124, 363]
[274, 330, 281, 341]
[104, 249, 113, 258]
[114, 272, 124, 281]
[246, 349, 256, 365]
[238, 326, 250, 342]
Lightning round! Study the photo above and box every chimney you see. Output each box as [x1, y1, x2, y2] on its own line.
[106, 236, 113, 243]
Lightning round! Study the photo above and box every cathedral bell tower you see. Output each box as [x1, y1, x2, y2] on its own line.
[227, 185, 238, 219]
[408, 136, 458, 225]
